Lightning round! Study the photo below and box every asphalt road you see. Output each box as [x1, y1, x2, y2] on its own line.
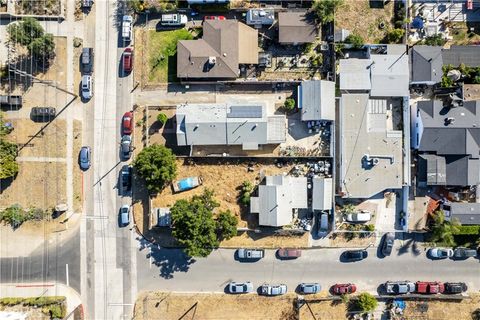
[136, 241, 480, 294]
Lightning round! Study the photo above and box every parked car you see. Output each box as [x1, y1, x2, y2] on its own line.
[123, 47, 133, 73]
[444, 282, 467, 294]
[260, 284, 287, 296]
[384, 281, 415, 295]
[236, 248, 264, 260]
[79, 146, 91, 170]
[228, 282, 253, 294]
[204, 15, 226, 21]
[119, 205, 130, 227]
[317, 212, 329, 238]
[345, 211, 371, 223]
[416, 281, 444, 294]
[299, 283, 321, 294]
[81, 75, 93, 100]
[453, 247, 477, 259]
[428, 247, 454, 259]
[0, 95, 22, 107]
[31, 107, 56, 121]
[381, 232, 395, 256]
[81, 48, 94, 74]
[332, 283, 356, 295]
[160, 13, 188, 26]
[121, 165, 132, 192]
[341, 250, 368, 262]
[122, 15, 133, 41]
[277, 248, 302, 259]
[122, 111, 133, 135]
[121, 135, 132, 160]
[81, 0, 93, 9]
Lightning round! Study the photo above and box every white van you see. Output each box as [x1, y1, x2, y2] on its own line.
[122, 15, 133, 41]
[160, 14, 188, 26]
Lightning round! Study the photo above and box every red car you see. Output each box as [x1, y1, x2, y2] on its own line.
[416, 281, 445, 294]
[204, 16, 226, 21]
[332, 283, 357, 295]
[122, 111, 133, 135]
[123, 47, 133, 73]
[277, 248, 302, 259]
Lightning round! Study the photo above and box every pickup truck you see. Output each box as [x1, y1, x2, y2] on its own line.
[0, 95, 22, 107]
[122, 15, 133, 41]
[172, 177, 203, 193]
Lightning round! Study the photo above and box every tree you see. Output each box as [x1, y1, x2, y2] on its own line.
[28, 33, 55, 61]
[355, 292, 378, 312]
[384, 28, 405, 44]
[133, 144, 177, 194]
[7, 17, 44, 46]
[239, 180, 254, 206]
[311, 0, 344, 24]
[0, 140, 19, 180]
[429, 210, 460, 247]
[156, 113, 168, 127]
[170, 189, 220, 257]
[216, 210, 238, 240]
[0, 204, 26, 229]
[344, 33, 364, 48]
[284, 98, 296, 112]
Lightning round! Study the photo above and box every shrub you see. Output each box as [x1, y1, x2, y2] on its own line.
[284, 98, 296, 112]
[423, 34, 446, 46]
[355, 292, 378, 312]
[453, 225, 480, 235]
[344, 33, 364, 48]
[240, 180, 254, 205]
[364, 224, 375, 232]
[157, 113, 168, 126]
[384, 28, 404, 44]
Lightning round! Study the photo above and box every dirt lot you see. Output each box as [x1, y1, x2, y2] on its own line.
[403, 295, 480, 320]
[72, 120, 83, 212]
[299, 298, 348, 320]
[134, 292, 298, 320]
[335, 0, 395, 43]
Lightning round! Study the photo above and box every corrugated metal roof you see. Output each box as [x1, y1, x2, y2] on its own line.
[312, 177, 333, 211]
[299, 80, 335, 121]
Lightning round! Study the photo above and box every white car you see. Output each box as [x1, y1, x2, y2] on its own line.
[81, 75, 93, 100]
[228, 282, 253, 294]
[346, 211, 371, 223]
[428, 247, 454, 259]
[261, 284, 287, 296]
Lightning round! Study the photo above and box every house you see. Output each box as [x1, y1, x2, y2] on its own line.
[443, 202, 480, 225]
[413, 99, 480, 187]
[340, 94, 403, 198]
[177, 20, 258, 79]
[410, 45, 443, 85]
[312, 177, 333, 211]
[250, 175, 308, 227]
[278, 12, 317, 45]
[297, 80, 336, 122]
[442, 45, 480, 67]
[246, 8, 275, 27]
[176, 103, 286, 151]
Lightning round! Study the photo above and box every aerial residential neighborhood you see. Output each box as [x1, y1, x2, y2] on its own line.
[1, 0, 480, 319]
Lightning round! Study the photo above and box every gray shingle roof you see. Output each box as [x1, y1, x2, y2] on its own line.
[411, 45, 443, 83]
[278, 12, 317, 44]
[449, 202, 480, 225]
[442, 45, 480, 67]
[298, 80, 335, 121]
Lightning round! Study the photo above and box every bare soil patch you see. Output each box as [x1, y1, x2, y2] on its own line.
[72, 120, 83, 212]
[403, 295, 480, 320]
[221, 231, 309, 248]
[134, 292, 297, 320]
[299, 298, 347, 320]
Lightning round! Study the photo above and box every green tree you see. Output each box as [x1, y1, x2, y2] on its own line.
[156, 113, 168, 127]
[0, 140, 19, 180]
[0, 204, 26, 229]
[28, 33, 55, 60]
[384, 28, 405, 44]
[355, 292, 378, 312]
[240, 180, 253, 206]
[311, 0, 344, 24]
[133, 144, 177, 194]
[216, 210, 238, 240]
[344, 33, 364, 48]
[7, 17, 44, 46]
[170, 189, 220, 257]
[284, 98, 296, 112]
[429, 210, 460, 247]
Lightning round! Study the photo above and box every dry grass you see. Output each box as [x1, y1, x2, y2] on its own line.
[403, 294, 480, 320]
[72, 120, 83, 212]
[221, 231, 309, 248]
[448, 22, 480, 46]
[134, 292, 298, 320]
[334, 0, 394, 43]
[299, 298, 348, 320]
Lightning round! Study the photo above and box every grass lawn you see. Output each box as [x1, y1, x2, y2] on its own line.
[147, 29, 193, 83]
[449, 22, 480, 45]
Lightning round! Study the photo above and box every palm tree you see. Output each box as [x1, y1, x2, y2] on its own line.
[430, 210, 460, 247]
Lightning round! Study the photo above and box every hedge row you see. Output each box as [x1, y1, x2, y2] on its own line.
[453, 225, 480, 235]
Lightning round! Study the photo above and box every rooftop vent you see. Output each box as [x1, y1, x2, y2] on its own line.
[208, 56, 216, 65]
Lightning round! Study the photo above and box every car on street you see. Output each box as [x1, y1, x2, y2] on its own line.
[122, 111, 133, 135]
[122, 15, 133, 41]
[428, 247, 454, 259]
[228, 282, 253, 294]
[236, 248, 264, 260]
[79, 146, 91, 170]
[121, 135, 132, 160]
[277, 248, 302, 259]
[123, 47, 133, 73]
[444, 282, 467, 294]
[119, 205, 130, 227]
[260, 284, 287, 296]
[81, 47, 94, 74]
[452, 247, 477, 259]
[345, 211, 371, 223]
[204, 15, 226, 21]
[381, 232, 395, 256]
[121, 165, 132, 192]
[31, 107, 56, 121]
[299, 283, 321, 294]
[341, 250, 368, 262]
[416, 281, 444, 294]
[81, 75, 93, 100]
[332, 283, 356, 295]
[384, 281, 415, 295]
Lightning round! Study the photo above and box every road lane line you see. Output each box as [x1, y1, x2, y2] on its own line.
[66, 264, 69, 287]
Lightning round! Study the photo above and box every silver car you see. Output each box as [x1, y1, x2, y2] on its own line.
[428, 247, 454, 259]
[81, 75, 93, 100]
[299, 283, 321, 294]
[121, 135, 132, 160]
[261, 284, 287, 296]
[228, 282, 253, 294]
[237, 248, 264, 260]
[384, 281, 415, 295]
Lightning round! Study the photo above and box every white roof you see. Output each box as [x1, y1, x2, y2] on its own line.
[339, 59, 372, 91]
[312, 177, 333, 211]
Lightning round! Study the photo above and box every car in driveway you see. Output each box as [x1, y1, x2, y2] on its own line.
[341, 250, 368, 262]
[122, 111, 133, 135]
[384, 281, 415, 295]
[121, 165, 132, 192]
[260, 284, 287, 296]
[277, 248, 301, 259]
[236, 248, 264, 260]
[120, 135, 132, 160]
[81, 75, 93, 100]
[428, 247, 454, 259]
[79, 146, 91, 170]
[345, 211, 371, 223]
[228, 282, 253, 294]
[332, 283, 356, 295]
[381, 232, 395, 256]
[31, 107, 56, 121]
[122, 47, 133, 73]
[416, 281, 444, 294]
[299, 283, 321, 294]
[444, 282, 467, 294]
[453, 247, 477, 259]
[119, 205, 130, 227]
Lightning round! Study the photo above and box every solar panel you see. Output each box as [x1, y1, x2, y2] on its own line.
[227, 105, 263, 118]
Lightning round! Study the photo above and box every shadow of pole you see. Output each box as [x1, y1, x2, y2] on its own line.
[93, 160, 123, 187]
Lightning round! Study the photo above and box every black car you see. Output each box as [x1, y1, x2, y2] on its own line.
[382, 232, 395, 256]
[121, 165, 132, 191]
[31, 107, 56, 121]
[444, 282, 467, 294]
[453, 247, 477, 259]
[342, 250, 368, 262]
[81, 48, 94, 74]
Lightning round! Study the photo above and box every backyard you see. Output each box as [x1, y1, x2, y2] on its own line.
[448, 22, 480, 45]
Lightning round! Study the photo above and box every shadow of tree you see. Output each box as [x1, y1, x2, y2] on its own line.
[148, 246, 195, 279]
